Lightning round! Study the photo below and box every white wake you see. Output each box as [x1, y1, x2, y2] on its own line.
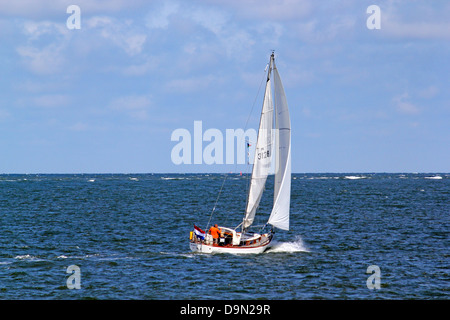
[266, 236, 310, 253]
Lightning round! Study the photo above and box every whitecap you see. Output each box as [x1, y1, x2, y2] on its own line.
[344, 175, 366, 180]
[425, 176, 442, 180]
[14, 254, 33, 260]
[308, 176, 334, 180]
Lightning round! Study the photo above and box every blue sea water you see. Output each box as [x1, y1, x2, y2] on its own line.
[0, 173, 448, 300]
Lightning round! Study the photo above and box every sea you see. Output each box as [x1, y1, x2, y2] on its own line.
[0, 173, 448, 301]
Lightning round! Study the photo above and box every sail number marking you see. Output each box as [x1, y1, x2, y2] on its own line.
[257, 148, 271, 160]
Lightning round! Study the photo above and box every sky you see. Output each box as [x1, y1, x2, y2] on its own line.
[0, 0, 449, 173]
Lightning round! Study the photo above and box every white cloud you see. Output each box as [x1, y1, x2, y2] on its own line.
[16, 14, 148, 76]
[393, 93, 420, 115]
[86, 16, 147, 56]
[122, 57, 159, 76]
[383, 20, 450, 40]
[150, 1, 256, 59]
[255, 22, 284, 47]
[0, 0, 65, 18]
[23, 20, 68, 39]
[17, 43, 66, 74]
[85, 16, 113, 28]
[418, 86, 439, 99]
[292, 13, 357, 44]
[0, 0, 146, 18]
[165, 75, 219, 93]
[16, 20, 70, 74]
[381, 2, 450, 40]
[189, 6, 229, 35]
[33, 94, 70, 108]
[13, 79, 68, 94]
[122, 34, 147, 56]
[145, 1, 179, 29]
[109, 95, 152, 120]
[204, 0, 312, 21]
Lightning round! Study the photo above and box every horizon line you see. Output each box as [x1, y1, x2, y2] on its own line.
[1, 172, 448, 175]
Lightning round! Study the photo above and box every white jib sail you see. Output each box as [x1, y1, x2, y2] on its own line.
[243, 70, 274, 229]
[267, 60, 291, 231]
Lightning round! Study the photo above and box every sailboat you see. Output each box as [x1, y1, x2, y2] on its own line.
[189, 52, 291, 254]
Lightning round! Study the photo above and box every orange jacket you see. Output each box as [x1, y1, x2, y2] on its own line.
[209, 226, 221, 239]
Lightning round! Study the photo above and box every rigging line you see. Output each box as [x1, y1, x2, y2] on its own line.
[205, 173, 229, 231]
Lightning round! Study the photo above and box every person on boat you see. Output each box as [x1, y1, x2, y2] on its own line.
[208, 224, 222, 244]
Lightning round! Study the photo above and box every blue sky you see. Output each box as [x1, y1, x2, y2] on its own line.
[0, 0, 449, 173]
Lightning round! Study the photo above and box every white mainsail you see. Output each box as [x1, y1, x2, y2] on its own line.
[243, 61, 274, 229]
[268, 59, 291, 230]
[243, 53, 291, 231]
